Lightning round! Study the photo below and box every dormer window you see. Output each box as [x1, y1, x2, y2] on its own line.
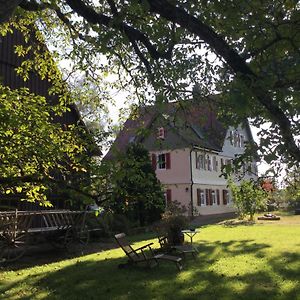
[157, 127, 165, 139]
[230, 129, 245, 148]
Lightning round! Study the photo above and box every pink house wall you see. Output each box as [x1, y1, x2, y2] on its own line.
[164, 183, 192, 212]
[151, 148, 191, 184]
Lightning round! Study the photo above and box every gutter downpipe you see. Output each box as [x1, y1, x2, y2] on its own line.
[190, 147, 194, 218]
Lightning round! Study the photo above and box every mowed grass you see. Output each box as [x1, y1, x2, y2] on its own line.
[0, 214, 299, 300]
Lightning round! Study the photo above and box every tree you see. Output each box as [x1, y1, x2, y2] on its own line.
[0, 85, 98, 207]
[229, 179, 267, 221]
[283, 168, 300, 209]
[105, 143, 165, 226]
[0, 0, 299, 170]
[0, 24, 102, 207]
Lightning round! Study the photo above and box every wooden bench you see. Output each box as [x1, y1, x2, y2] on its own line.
[155, 253, 183, 271]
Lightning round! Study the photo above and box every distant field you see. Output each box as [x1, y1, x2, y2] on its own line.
[0, 214, 299, 300]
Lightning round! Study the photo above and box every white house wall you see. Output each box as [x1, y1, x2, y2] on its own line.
[222, 125, 258, 181]
[192, 184, 235, 215]
[222, 125, 249, 157]
[150, 125, 257, 216]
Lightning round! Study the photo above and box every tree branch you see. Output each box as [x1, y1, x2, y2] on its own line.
[146, 0, 300, 162]
[65, 0, 172, 60]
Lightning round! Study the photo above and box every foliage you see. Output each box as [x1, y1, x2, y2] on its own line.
[229, 179, 268, 220]
[0, 19, 106, 207]
[104, 143, 165, 226]
[86, 211, 132, 238]
[1, 0, 299, 169]
[156, 200, 188, 245]
[283, 168, 300, 209]
[0, 84, 95, 207]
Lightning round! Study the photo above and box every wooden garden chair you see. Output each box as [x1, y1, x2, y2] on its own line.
[158, 236, 197, 259]
[114, 233, 183, 270]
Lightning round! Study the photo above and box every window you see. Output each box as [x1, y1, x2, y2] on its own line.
[196, 153, 205, 170]
[157, 127, 165, 139]
[207, 155, 212, 171]
[227, 192, 231, 204]
[156, 153, 171, 170]
[223, 190, 230, 205]
[197, 189, 205, 206]
[158, 153, 166, 169]
[129, 136, 135, 143]
[229, 130, 234, 145]
[211, 190, 216, 205]
[195, 152, 200, 169]
[234, 131, 239, 147]
[230, 130, 245, 148]
[216, 189, 220, 205]
[200, 155, 205, 170]
[213, 156, 218, 171]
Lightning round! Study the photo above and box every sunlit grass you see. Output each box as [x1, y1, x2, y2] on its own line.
[0, 215, 299, 300]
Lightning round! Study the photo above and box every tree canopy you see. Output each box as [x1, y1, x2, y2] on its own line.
[103, 143, 165, 226]
[0, 0, 300, 205]
[1, 0, 298, 167]
[229, 179, 267, 220]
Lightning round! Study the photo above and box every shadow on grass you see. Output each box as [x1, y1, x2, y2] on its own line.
[1, 238, 299, 300]
[0, 233, 157, 272]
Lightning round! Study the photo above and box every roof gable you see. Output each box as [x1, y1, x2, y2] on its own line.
[105, 101, 228, 159]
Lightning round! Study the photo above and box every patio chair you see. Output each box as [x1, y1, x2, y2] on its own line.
[114, 233, 183, 270]
[158, 236, 197, 259]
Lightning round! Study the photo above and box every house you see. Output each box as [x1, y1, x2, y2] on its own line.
[106, 101, 258, 216]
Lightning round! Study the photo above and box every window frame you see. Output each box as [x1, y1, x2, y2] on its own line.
[157, 153, 166, 169]
[197, 189, 206, 206]
[207, 155, 212, 171]
[211, 190, 216, 205]
[157, 127, 165, 139]
[196, 153, 206, 170]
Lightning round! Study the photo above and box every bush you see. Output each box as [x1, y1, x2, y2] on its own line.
[155, 201, 188, 245]
[229, 179, 267, 221]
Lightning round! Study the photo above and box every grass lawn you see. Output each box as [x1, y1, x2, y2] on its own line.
[0, 213, 299, 300]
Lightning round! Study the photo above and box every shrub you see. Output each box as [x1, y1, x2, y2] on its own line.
[229, 179, 267, 221]
[155, 201, 188, 245]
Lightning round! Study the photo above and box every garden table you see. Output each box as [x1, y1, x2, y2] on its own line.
[181, 229, 200, 252]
